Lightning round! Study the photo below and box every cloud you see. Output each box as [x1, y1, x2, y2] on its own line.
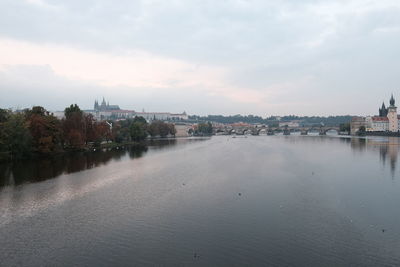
[0, 37, 296, 113]
[1, 0, 400, 115]
[4, 0, 398, 65]
[0, 38, 227, 88]
[0, 63, 272, 115]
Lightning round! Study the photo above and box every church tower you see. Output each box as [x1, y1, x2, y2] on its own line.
[387, 94, 398, 132]
[379, 102, 387, 117]
[100, 97, 107, 111]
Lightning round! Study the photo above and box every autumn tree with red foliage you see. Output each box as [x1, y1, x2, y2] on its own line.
[25, 106, 63, 154]
[63, 104, 85, 150]
[0, 104, 147, 161]
[84, 113, 99, 144]
[96, 121, 112, 143]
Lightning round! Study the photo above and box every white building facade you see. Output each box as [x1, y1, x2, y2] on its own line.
[366, 95, 400, 132]
[135, 111, 188, 122]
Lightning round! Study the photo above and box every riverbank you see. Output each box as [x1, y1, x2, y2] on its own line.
[365, 131, 400, 137]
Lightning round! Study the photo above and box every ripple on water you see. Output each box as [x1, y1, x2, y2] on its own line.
[0, 136, 400, 266]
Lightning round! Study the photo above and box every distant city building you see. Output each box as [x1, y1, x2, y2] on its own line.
[88, 98, 135, 120]
[350, 116, 367, 135]
[366, 116, 389, 132]
[352, 94, 400, 134]
[135, 111, 188, 121]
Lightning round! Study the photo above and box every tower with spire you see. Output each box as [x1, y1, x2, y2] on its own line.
[101, 97, 106, 109]
[387, 94, 398, 132]
[390, 94, 396, 106]
[379, 102, 388, 117]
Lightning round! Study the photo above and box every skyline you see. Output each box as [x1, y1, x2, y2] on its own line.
[1, 0, 400, 116]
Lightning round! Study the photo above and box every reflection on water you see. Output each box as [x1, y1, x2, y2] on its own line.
[1, 136, 400, 188]
[0, 145, 149, 187]
[350, 137, 400, 177]
[1, 136, 400, 266]
[0, 138, 209, 189]
[290, 136, 400, 178]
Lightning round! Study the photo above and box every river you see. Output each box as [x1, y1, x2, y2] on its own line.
[1, 136, 400, 266]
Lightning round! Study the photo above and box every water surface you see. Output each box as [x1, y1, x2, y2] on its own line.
[1, 136, 400, 266]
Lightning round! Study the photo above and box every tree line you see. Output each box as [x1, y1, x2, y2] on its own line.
[0, 105, 176, 160]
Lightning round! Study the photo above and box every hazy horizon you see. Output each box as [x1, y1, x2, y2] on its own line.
[1, 0, 400, 116]
[2, 100, 359, 118]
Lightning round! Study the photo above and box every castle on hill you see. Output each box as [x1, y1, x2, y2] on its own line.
[89, 98, 188, 121]
[94, 97, 120, 111]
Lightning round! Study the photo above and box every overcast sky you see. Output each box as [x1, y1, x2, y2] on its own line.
[1, 0, 400, 116]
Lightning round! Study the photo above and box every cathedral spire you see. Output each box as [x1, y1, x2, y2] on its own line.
[379, 100, 389, 117]
[390, 94, 395, 106]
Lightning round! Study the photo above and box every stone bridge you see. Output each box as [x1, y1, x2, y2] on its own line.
[297, 126, 341, 135]
[214, 125, 341, 136]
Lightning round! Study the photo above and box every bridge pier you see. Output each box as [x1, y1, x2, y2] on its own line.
[300, 130, 308, 135]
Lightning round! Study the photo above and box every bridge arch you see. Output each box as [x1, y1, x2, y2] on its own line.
[257, 128, 268, 135]
[322, 127, 340, 135]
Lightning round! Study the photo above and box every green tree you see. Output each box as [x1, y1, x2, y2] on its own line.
[133, 116, 147, 124]
[0, 108, 11, 123]
[148, 120, 175, 138]
[64, 104, 82, 118]
[25, 106, 47, 117]
[130, 122, 147, 141]
[197, 121, 213, 135]
[114, 119, 132, 143]
[158, 122, 171, 137]
[3, 113, 32, 159]
[148, 121, 161, 137]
